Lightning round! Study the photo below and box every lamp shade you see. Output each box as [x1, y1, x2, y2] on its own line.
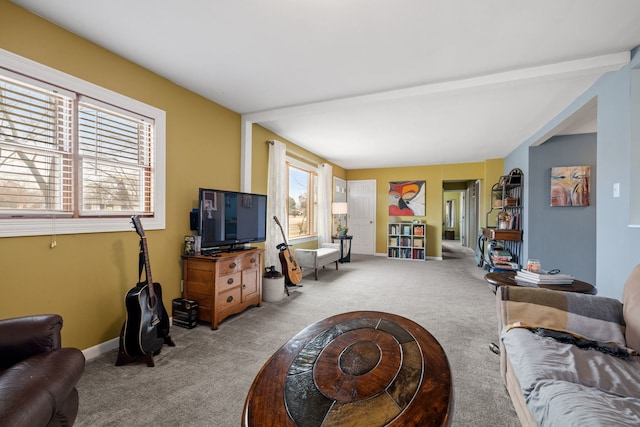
[332, 202, 348, 215]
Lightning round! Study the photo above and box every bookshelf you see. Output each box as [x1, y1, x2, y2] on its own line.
[387, 222, 426, 261]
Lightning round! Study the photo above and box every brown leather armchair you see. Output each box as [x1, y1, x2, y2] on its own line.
[0, 314, 85, 427]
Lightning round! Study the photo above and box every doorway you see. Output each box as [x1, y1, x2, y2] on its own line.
[442, 181, 479, 254]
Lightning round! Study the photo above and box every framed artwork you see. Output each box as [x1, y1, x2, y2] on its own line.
[389, 180, 425, 216]
[550, 166, 591, 206]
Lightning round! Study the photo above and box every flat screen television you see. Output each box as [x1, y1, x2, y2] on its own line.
[198, 188, 267, 253]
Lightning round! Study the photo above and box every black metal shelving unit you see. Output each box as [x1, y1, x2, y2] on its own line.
[478, 168, 523, 270]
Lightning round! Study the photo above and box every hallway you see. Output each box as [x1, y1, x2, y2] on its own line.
[442, 239, 475, 260]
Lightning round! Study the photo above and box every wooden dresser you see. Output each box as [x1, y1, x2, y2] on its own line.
[182, 248, 263, 329]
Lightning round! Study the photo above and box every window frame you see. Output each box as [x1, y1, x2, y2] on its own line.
[0, 48, 165, 237]
[286, 157, 317, 241]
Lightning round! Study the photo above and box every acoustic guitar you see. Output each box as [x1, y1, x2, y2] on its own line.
[122, 216, 172, 358]
[273, 216, 302, 285]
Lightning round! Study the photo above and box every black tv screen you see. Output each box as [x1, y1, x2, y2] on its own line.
[198, 188, 267, 252]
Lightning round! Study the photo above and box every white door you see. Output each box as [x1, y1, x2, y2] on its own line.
[347, 180, 376, 255]
[459, 191, 466, 246]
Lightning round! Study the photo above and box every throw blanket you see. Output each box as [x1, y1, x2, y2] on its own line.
[499, 286, 636, 358]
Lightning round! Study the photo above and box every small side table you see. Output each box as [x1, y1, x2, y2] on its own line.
[484, 271, 596, 295]
[331, 235, 353, 263]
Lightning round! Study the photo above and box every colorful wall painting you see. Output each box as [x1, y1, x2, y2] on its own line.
[388, 181, 425, 216]
[550, 166, 591, 206]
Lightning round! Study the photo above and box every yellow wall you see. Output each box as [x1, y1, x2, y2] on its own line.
[0, 3, 340, 349]
[0, 2, 502, 350]
[0, 2, 244, 349]
[346, 160, 503, 257]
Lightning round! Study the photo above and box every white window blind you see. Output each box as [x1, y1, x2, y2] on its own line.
[0, 47, 166, 237]
[0, 75, 155, 218]
[78, 100, 154, 214]
[0, 76, 73, 215]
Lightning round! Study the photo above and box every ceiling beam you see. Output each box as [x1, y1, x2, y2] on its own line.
[244, 52, 630, 124]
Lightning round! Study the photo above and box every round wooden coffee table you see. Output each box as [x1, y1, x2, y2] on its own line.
[484, 271, 596, 294]
[243, 311, 453, 427]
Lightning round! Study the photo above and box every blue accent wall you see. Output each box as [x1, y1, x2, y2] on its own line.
[505, 46, 640, 299]
[529, 134, 597, 285]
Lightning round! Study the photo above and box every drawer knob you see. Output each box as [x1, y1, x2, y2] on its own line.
[226, 295, 233, 303]
[250, 258, 256, 264]
[229, 262, 237, 269]
[243, 284, 246, 289]
[227, 278, 234, 285]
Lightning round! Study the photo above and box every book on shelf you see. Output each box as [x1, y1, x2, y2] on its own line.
[491, 249, 512, 263]
[493, 261, 519, 270]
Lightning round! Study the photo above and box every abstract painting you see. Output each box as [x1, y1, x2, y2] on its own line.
[389, 181, 425, 216]
[550, 166, 591, 207]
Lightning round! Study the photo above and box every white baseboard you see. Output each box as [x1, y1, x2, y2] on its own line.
[82, 336, 119, 362]
[81, 317, 173, 362]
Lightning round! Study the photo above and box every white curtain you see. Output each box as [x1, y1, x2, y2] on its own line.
[317, 163, 333, 244]
[266, 140, 287, 270]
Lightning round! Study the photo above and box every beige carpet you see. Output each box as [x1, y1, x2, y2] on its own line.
[75, 241, 519, 426]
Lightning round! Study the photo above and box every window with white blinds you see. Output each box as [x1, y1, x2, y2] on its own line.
[0, 77, 73, 214]
[78, 100, 153, 214]
[0, 48, 166, 237]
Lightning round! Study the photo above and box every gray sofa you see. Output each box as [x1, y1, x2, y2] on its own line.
[496, 264, 640, 426]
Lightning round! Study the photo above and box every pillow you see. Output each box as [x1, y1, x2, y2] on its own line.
[622, 264, 640, 352]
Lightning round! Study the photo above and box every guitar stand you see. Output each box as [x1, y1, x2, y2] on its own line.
[115, 324, 175, 367]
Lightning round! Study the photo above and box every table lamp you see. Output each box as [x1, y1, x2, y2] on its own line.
[332, 202, 348, 235]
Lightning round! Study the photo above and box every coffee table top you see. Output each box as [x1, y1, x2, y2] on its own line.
[243, 311, 453, 427]
[485, 271, 596, 294]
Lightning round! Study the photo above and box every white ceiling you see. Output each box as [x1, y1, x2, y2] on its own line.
[12, 0, 640, 169]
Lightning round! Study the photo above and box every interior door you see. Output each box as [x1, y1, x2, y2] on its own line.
[469, 180, 480, 251]
[459, 191, 466, 246]
[347, 180, 376, 255]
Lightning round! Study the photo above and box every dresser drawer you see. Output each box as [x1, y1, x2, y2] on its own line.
[218, 257, 243, 275]
[219, 272, 242, 290]
[218, 286, 242, 310]
[241, 253, 261, 270]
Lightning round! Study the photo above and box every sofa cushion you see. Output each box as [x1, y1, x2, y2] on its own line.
[527, 379, 640, 427]
[503, 328, 640, 400]
[622, 264, 640, 352]
[294, 246, 340, 268]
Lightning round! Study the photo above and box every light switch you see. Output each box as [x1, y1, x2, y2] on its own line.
[613, 183, 620, 198]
